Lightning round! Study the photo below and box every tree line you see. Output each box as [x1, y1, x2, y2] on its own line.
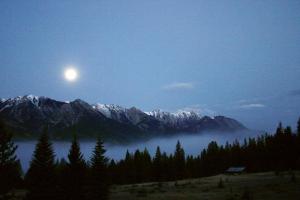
[1, 118, 300, 199]
[107, 120, 300, 184]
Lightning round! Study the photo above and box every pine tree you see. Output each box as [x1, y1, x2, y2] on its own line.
[161, 152, 170, 181]
[284, 126, 292, 135]
[133, 149, 142, 182]
[276, 122, 284, 135]
[108, 159, 117, 184]
[297, 118, 300, 169]
[0, 120, 22, 195]
[174, 141, 185, 180]
[141, 148, 152, 182]
[124, 150, 135, 183]
[153, 146, 162, 181]
[297, 117, 300, 136]
[86, 138, 109, 200]
[25, 128, 57, 200]
[63, 134, 86, 200]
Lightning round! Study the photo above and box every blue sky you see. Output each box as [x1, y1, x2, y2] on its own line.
[0, 0, 300, 131]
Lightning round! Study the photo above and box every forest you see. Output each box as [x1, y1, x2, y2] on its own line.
[0, 118, 300, 200]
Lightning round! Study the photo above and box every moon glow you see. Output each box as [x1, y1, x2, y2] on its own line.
[64, 68, 78, 82]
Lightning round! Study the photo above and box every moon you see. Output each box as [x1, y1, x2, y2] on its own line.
[64, 68, 78, 82]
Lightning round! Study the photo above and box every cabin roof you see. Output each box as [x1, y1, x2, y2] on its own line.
[226, 167, 246, 173]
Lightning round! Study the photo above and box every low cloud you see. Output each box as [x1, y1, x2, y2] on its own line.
[162, 82, 194, 91]
[239, 103, 266, 109]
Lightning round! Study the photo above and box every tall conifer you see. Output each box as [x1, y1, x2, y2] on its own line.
[174, 141, 185, 180]
[153, 146, 162, 181]
[25, 128, 56, 200]
[0, 120, 22, 195]
[64, 134, 86, 200]
[86, 138, 109, 200]
[297, 117, 300, 136]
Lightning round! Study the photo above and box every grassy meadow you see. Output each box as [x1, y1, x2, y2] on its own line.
[109, 171, 300, 200]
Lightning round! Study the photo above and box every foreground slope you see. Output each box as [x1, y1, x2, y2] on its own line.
[110, 171, 300, 200]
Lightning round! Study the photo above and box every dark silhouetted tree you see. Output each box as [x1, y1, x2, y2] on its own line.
[284, 126, 292, 135]
[297, 118, 300, 169]
[25, 128, 57, 200]
[0, 120, 22, 195]
[297, 117, 300, 136]
[123, 150, 135, 183]
[107, 159, 117, 184]
[276, 122, 284, 135]
[161, 152, 172, 181]
[63, 134, 86, 200]
[174, 141, 185, 180]
[141, 148, 152, 182]
[86, 138, 109, 200]
[153, 146, 162, 181]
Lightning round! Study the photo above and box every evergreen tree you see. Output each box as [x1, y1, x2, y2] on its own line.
[63, 135, 86, 200]
[25, 128, 57, 200]
[161, 152, 170, 181]
[0, 120, 22, 195]
[297, 118, 300, 169]
[200, 141, 221, 176]
[284, 126, 292, 135]
[133, 149, 142, 182]
[124, 150, 135, 183]
[297, 117, 300, 136]
[107, 159, 117, 184]
[153, 146, 162, 181]
[276, 122, 284, 135]
[86, 138, 109, 200]
[141, 148, 152, 182]
[186, 155, 199, 178]
[174, 141, 185, 180]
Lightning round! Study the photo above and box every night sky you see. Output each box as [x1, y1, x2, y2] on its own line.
[1, 0, 300, 131]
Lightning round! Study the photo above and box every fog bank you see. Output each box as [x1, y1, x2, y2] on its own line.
[16, 130, 259, 171]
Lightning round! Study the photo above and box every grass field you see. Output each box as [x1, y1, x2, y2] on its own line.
[109, 171, 300, 200]
[3, 171, 299, 200]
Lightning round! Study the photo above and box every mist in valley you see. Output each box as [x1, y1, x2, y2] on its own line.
[16, 130, 259, 171]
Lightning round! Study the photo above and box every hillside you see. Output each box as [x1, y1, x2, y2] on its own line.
[110, 171, 300, 200]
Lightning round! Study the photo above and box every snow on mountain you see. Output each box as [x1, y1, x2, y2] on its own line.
[146, 109, 201, 126]
[0, 95, 247, 140]
[93, 104, 149, 126]
[25, 95, 39, 106]
[3, 95, 40, 107]
[93, 103, 126, 119]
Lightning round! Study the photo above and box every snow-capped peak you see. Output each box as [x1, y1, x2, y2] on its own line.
[173, 109, 199, 118]
[146, 108, 201, 125]
[147, 109, 200, 119]
[25, 94, 39, 100]
[93, 103, 126, 118]
[3, 95, 40, 107]
[25, 94, 39, 106]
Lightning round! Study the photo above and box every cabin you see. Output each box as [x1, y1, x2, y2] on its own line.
[225, 167, 246, 175]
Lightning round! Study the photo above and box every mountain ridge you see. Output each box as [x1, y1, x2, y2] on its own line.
[0, 95, 246, 142]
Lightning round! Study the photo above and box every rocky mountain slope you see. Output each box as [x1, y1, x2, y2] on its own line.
[0, 95, 246, 142]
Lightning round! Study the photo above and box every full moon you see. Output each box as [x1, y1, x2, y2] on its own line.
[64, 68, 78, 82]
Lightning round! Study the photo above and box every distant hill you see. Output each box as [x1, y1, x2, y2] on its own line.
[0, 95, 246, 142]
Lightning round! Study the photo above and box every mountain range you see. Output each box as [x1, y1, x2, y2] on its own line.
[0, 95, 246, 143]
